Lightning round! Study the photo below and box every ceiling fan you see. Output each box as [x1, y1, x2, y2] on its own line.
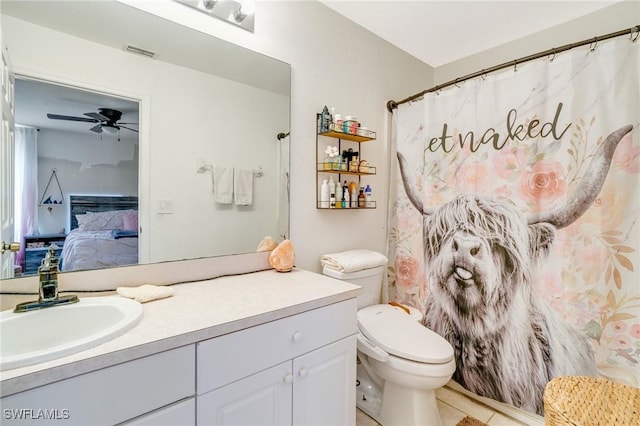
[46, 108, 138, 135]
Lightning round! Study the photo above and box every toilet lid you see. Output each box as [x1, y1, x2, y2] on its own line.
[357, 304, 454, 364]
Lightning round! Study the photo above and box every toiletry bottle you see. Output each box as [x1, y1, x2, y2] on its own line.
[320, 105, 330, 133]
[358, 187, 366, 208]
[344, 187, 350, 208]
[320, 179, 329, 208]
[365, 184, 372, 208]
[351, 186, 358, 208]
[342, 181, 349, 208]
[328, 176, 336, 201]
[335, 183, 342, 208]
[330, 193, 336, 209]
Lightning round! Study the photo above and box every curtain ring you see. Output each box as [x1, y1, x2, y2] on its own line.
[549, 49, 556, 62]
[480, 70, 487, 81]
[589, 37, 598, 52]
[454, 78, 461, 88]
[513, 60, 518, 72]
[631, 26, 639, 43]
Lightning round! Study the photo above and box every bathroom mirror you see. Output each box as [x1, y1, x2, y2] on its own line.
[1, 0, 290, 279]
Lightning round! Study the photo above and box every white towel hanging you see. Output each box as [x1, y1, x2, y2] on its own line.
[234, 168, 254, 206]
[212, 166, 233, 204]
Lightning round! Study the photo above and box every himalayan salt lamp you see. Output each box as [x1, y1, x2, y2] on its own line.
[257, 236, 278, 252]
[269, 239, 296, 272]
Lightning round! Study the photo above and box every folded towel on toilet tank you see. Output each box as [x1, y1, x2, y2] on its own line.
[320, 249, 388, 273]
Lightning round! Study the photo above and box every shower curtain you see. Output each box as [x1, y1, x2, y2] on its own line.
[388, 36, 639, 414]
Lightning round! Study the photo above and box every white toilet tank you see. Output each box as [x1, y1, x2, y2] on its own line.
[322, 265, 385, 309]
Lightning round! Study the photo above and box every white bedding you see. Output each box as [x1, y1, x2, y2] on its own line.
[60, 229, 138, 272]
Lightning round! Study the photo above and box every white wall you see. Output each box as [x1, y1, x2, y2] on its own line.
[435, 1, 639, 84]
[36, 129, 138, 234]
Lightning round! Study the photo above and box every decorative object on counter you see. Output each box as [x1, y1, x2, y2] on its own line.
[268, 239, 296, 272]
[320, 106, 331, 132]
[116, 284, 174, 303]
[324, 145, 340, 170]
[257, 235, 278, 252]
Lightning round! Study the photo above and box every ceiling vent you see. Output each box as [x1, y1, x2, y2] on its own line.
[124, 44, 156, 59]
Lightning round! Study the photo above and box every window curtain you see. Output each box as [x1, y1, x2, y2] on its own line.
[388, 35, 639, 415]
[14, 126, 38, 267]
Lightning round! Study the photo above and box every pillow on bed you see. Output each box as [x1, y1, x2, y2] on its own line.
[76, 209, 136, 231]
[122, 210, 138, 231]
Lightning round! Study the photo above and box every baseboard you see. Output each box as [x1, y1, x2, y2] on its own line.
[445, 381, 545, 426]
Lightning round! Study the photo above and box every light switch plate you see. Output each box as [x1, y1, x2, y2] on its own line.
[157, 199, 174, 214]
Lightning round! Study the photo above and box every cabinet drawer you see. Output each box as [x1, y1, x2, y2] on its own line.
[197, 298, 357, 394]
[119, 397, 195, 426]
[2, 345, 195, 425]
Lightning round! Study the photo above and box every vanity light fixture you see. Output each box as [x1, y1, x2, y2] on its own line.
[202, 0, 217, 10]
[174, 0, 255, 33]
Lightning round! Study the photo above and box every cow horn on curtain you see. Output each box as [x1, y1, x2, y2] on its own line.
[387, 34, 639, 417]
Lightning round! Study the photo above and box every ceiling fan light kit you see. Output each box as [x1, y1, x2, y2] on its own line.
[46, 107, 138, 137]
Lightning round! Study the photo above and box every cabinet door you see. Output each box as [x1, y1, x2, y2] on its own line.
[197, 361, 292, 426]
[293, 335, 357, 426]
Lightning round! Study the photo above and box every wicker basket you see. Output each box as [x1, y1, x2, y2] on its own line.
[543, 376, 640, 426]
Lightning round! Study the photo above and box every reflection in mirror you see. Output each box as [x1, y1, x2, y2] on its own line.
[1, 0, 290, 280]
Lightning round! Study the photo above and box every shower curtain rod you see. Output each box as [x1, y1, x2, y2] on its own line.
[386, 25, 639, 113]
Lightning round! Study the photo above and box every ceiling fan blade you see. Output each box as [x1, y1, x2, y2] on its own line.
[89, 124, 103, 133]
[84, 112, 108, 121]
[118, 122, 138, 125]
[119, 125, 139, 133]
[47, 113, 98, 123]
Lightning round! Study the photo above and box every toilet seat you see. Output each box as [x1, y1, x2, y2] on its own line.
[358, 304, 453, 364]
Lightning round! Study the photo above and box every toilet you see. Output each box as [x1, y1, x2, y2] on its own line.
[322, 258, 455, 426]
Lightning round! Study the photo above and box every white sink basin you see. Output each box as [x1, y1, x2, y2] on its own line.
[0, 296, 143, 371]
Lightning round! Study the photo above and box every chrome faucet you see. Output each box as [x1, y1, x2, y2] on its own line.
[14, 244, 79, 313]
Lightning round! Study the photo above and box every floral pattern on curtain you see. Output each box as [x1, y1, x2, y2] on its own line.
[387, 36, 639, 414]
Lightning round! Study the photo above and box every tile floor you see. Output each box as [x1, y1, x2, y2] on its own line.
[356, 385, 529, 426]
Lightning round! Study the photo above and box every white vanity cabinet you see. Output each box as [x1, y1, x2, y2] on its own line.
[197, 299, 358, 426]
[0, 345, 195, 425]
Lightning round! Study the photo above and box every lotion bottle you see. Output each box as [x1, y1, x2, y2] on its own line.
[365, 184, 373, 208]
[328, 176, 336, 201]
[320, 179, 329, 208]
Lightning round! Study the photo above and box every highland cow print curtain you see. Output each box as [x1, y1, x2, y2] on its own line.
[388, 35, 639, 415]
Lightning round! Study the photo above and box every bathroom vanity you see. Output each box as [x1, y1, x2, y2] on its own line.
[0, 268, 361, 425]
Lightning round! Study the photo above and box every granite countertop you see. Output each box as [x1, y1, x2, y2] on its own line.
[0, 268, 362, 397]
